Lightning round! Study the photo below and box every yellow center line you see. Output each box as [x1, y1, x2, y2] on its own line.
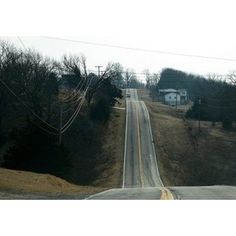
[160, 187, 174, 200]
[135, 101, 144, 187]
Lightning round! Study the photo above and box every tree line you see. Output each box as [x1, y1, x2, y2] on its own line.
[0, 40, 139, 184]
[157, 68, 236, 129]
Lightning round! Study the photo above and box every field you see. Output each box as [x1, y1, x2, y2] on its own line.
[138, 89, 236, 186]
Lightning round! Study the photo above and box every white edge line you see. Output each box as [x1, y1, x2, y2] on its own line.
[112, 106, 126, 110]
[84, 189, 115, 200]
[122, 91, 128, 188]
[85, 90, 164, 199]
[85, 186, 165, 200]
[141, 100, 164, 187]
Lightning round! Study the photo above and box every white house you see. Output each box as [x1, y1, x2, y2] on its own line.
[158, 88, 188, 106]
[164, 92, 180, 106]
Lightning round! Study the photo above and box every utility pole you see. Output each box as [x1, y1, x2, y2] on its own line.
[58, 105, 63, 145]
[198, 97, 201, 133]
[175, 91, 178, 109]
[95, 66, 103, 78]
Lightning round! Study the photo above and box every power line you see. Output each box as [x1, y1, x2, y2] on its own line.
[14, 37, 231, 78]
[14, 37, 233, 79]
[62, 96, 83, 114]
[0, 78, 58, 132]
[59, 78, 86, 103]
[61, 96, 85, 134]
[90, 69, 231, 78]
[40, 36, 236, 62]
[61, 75, 93, 133]
[89, 69, 150, 76]
[54, 80, 84, 106]
[30, 119, 59, 136]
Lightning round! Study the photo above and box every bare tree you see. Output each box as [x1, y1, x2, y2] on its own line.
[86, 63, 115, 106]
[0, 41, 60, 135]
[61, 54, 84, 89]
[227, 71, 236, 85]
[124, 69, 136, 88]
[109, 62, 124, 88]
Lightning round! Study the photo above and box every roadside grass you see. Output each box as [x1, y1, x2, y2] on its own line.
[0, 92, 125, 196]
[62, 92, 125, 188]
[0, 103, 125, 196]
[0, 167, 104, 196]
[92, 93, 125, 188]
[138, 89, 236, 186]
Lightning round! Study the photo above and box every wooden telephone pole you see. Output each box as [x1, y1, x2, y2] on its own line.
[58, 105, 63, 145]
[198, 97, 201, 133]
[95, 65, 103, 78]
[175, 91, 178, 109]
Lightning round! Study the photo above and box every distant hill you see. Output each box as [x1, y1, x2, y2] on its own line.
[158, 68, 236, 128]
[158, 68, 225, 100]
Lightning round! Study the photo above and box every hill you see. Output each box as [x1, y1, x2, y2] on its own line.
[158, 68, 236, 129]
[138, 89, 236, 186]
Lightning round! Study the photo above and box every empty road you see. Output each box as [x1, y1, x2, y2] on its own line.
[87, 89, 236, 200]
[88, 88, 174, 199]
[1, 88, 235, 200]
[123, 89, 163, 188]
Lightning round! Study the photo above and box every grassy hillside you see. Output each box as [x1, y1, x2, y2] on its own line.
[0, 96, 125, 196]
[139, 89, 236, 186]
[92, 99, 125, 188]
[0, 167, 104, 197]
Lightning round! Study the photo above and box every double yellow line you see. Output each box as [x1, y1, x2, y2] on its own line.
[134, 101, 174, 199]
[160, 187, 174, 200]
[135, 102, 145, 187]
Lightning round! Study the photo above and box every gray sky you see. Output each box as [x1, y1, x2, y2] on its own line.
[1, 0, 236, 81]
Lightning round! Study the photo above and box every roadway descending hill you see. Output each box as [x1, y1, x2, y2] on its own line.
[87, 89, 236, 200]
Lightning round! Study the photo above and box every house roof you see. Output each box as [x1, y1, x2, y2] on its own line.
[159, 88, 177, 93]
[164, 92, 180, 96]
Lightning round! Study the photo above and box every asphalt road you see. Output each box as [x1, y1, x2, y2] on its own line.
[1, 89, 236, 199]
[169, 186, 236, 200]
[87, 185, 236, 200]
[88, 89, 173, 199]
[123, 89, 163, 188]
[87, 89, 236, 200]
[86, 187, 163, 200]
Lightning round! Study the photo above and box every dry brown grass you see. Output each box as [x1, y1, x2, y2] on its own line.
[0, 92, 125, 196]
[146, 101, 194, 185]
[0, 167, 104, 195]
[138, 89, 236, 186]
[92, 92, 125, 188]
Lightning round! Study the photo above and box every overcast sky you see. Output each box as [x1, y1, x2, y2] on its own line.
[1, 0, 236, 81]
